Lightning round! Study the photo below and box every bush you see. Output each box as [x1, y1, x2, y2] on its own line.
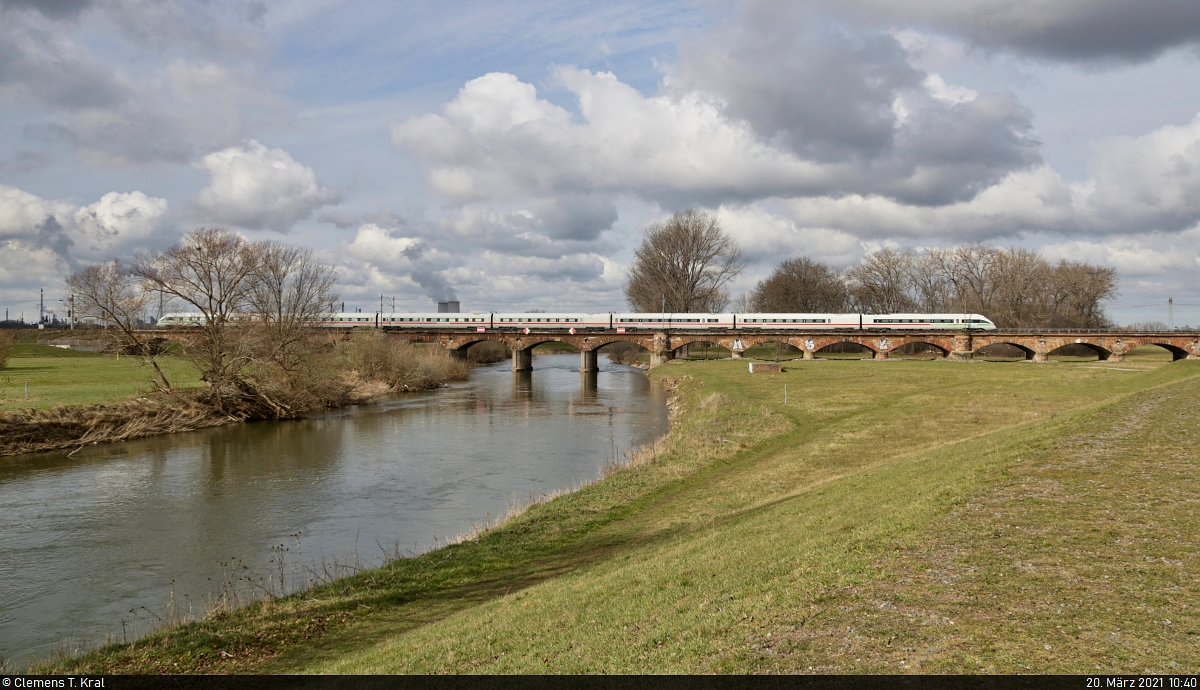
[467, 340, 509, 364]
[343, 332, 469, 392]
[605, 342, 645, 365]
[0, 330, 11, 369]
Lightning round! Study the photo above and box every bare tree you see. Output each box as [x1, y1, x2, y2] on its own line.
[944, 244, 1002, 316]
[751, 257, 848, 312]
[908, 250, 955, 313]
[1047, 260, 1118, 328]
[846, 249, 917, 313]
[66, 260, 172, 390]
[838, 243, 1117, 327]
[245, 241, 338, 374]
[625, 210, 744, 312]
[991, 247, 1050, 327]
[134, 228, 259, 412]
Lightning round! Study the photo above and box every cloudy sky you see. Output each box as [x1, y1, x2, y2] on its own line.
[3, 0, 1200, 325]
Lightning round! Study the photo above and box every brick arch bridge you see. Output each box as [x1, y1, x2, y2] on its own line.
[393, 329, 1200, 371]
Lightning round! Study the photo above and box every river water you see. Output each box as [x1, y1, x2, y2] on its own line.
[0, 354, 668, 666]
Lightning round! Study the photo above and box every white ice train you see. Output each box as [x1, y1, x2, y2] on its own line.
[158, 311, 996, 331]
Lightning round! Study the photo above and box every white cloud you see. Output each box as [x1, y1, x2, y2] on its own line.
[0, 2, 281, 168]
[0, 185, 76, 238]
[392, 57, 1038, 214]
[345, 223, 460, 301]
[392, 70, 819, 205]
[0, 184, 168, 258]
[923, 74, 978, 104]
[73, 191, 169, 258]
[1039, 234, 1200, 277]
[764, 112, 1200, 242]
[0, 185, 169, 306]
[1085, 114, 1200, 231]
[191, 140, 341, 232]
[346, 223, 423, 270]
[716, 205, 862, 265]
[0, 240, 62, 306]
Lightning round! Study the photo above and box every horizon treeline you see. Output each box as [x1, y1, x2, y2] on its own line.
[742, 244, 1118, 329]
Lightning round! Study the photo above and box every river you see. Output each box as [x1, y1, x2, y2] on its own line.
[0, 353, 668, 666]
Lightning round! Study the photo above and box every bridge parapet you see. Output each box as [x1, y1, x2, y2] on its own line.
[372, 327, 1200, 367]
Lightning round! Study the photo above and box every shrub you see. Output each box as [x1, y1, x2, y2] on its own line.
[605, 342, 645, 365]
[467, 340, 509, 364]
[0, 330, 12, 369]
[343, 332, 469, 392]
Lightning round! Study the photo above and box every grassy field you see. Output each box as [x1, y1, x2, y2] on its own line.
[32, 351, 1199, 674]
[0, 344, 202, 409]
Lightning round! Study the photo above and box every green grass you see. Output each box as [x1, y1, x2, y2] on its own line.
[32, 355, 1200, 674]
[0, 352, 202, 409]
[10, 343, 104, 358]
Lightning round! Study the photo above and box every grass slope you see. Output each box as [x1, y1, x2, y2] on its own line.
[33, 356, 1199, 674]
[1, 349, 201, 409]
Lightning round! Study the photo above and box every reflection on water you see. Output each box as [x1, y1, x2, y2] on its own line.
[0, 354, 667, 665]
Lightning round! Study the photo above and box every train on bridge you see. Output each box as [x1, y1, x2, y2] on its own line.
[157, 311, 997, 331]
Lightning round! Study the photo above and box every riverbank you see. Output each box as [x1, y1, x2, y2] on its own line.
[0, 340, 468, 457]
[30, 355, 1200, 674]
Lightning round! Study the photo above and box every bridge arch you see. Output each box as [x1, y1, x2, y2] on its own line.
[739, 338, 804, 359]
[1047, 342, 1112, 361]
[891, 341, 949, 358]
[973, 342, 1035, 360]
[595, 339, 649, 352]
[668, 339, 729, 360]
[815, 340, 877, 358]
[1144, 342, 1190, 361]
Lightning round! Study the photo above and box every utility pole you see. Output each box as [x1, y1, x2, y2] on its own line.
[60, 296, 75, 330]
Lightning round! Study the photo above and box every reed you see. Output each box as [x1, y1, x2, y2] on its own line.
[0, 393, 225, 457]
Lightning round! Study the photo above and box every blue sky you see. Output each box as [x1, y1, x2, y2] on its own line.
[2, 0, 1200, 325]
